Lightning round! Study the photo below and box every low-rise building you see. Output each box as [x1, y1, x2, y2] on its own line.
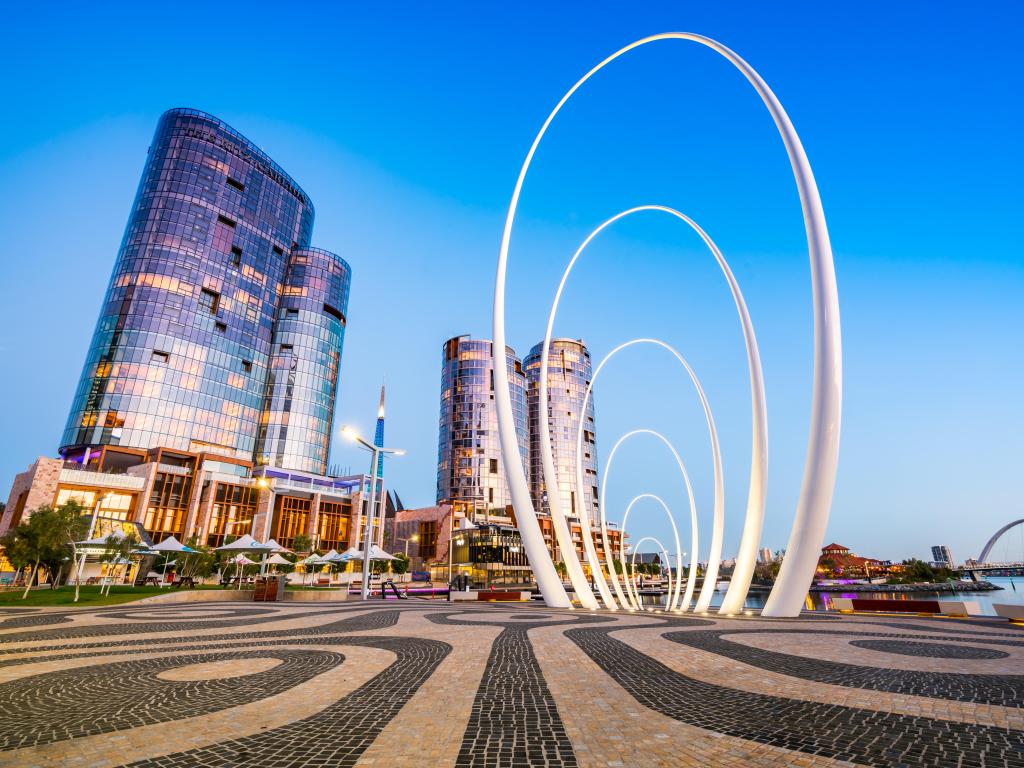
[816, 542, 885, 578]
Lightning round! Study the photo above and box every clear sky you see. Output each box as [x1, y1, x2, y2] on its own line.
[1, 2, 1021, 564]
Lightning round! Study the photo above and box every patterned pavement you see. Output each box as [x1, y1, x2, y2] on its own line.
[0, 600, 1021, 767]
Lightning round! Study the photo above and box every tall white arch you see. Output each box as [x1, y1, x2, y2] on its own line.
[618, 494, 684, 610]
[564, 337, 724, 612]
[626, 535, 674, 612]
[599, 431, 699, 611]
[493, 33, 841, 616]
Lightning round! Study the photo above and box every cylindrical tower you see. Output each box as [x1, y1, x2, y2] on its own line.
[257, 247, 351, 474]
[61, 108, 314, 460]
[524, 339, 599, 521]
[436, 336, 528, 521]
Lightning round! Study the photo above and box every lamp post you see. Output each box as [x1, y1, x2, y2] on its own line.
[449, 529, 466, 588]
[342, 425, 403, 600]
[446, 507, 460, 585]
[405, 533, 419, 558]
[73, 492, 111, 602]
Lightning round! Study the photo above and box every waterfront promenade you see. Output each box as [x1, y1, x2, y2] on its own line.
[0, 600, 1021, 767]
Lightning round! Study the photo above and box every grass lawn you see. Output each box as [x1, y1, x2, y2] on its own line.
[0, 584, 225, 607]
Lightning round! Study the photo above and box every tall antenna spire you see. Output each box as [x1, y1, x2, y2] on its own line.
[373, 381, 385, 477]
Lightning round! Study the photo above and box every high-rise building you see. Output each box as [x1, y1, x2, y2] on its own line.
[3, 109, 366, 551]
[60, 108, 350, 475]
[436, 335, 528, 521]
[758, 547, 774, 564]
[931, 545, 955, 568]
[524, 339, 599, 521]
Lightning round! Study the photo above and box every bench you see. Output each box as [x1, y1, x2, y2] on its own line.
[449, 590, 532, 602]
[994, 604, 1024, 622]
[831, 597, 981, 616]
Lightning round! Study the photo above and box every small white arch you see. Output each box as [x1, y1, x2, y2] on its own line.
[619, 495, 683, 610]
[599, 431, 699, 611]
[627, 535, 674, 612]
[564, 336, 725, 612]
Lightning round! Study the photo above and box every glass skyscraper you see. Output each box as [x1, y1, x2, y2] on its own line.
[524, 339, 599, 522]
[60, 108, 349, 475]
[436, 335, 529, 520]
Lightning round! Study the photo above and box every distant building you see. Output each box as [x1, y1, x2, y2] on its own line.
[758, 547, 774, 564]
[817, 543, 885, 577]
[931, 545, 955, 568]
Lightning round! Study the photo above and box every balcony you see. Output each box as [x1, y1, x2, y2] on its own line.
[58, 467, 146, 491]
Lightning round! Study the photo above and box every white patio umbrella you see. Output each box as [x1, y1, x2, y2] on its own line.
[264, 539, 292, 553]
[151, 536, 198, 586]
[261, 552, 291, 573]
[215, 534, 272, 552]
[368, 544, 399, 561]
[297, 553, 322, 585]
[230, 554, 258, 589]
[216, 536, 272, 587]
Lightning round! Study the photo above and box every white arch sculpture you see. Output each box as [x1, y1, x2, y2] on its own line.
[560, 337, 724, 612]
[493, 32, 841, 616]
[599, 431, 699, 611]
[539, 204, 757, 613]
[626, 535, 674, 612]
[618, 494, 684, 611]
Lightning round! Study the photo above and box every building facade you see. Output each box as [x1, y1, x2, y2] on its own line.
[429, 334, 618, 584]
[524, 338, 599, 522]
[2, 109, 368, 551]
[436, 336, 528, 522]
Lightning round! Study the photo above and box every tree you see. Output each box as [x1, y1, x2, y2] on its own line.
[818, 557, 838, 578]
[0, 528, 34, 592]
[292, 534, 313, 555]
[1, 503, 88, 599]
[392, 552, 410, 575]
[180, 538, 217, 582]
[887, 558, 956, 585]
[54, 501, 94, 603]
[99, 532, 140, 595]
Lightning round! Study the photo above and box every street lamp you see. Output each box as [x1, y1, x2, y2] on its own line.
[405, 533, 419, 557]
[74, 491, 112, 602]
[342, 425, 404, 600]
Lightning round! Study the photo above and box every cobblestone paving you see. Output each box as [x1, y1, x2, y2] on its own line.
[850, 638, 1012, 659]
[667, 627, 1024, 705]
[1, 600, 1021, 767]
[427, 612, 591, 767]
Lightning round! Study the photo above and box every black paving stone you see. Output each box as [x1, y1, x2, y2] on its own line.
[568, 623, 1024, 768]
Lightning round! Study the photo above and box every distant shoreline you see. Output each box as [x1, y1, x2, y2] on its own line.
[809, 581, 1005, 593]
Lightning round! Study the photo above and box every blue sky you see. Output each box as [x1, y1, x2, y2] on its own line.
[1, 2, 1021, 563]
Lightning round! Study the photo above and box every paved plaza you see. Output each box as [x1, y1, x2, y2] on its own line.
[0, 600, 1021, 767]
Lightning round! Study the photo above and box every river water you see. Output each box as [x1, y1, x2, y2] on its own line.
[640, 576, 1024, 616]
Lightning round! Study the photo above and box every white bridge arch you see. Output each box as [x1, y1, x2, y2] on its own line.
[977, 519, 1024, 564]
